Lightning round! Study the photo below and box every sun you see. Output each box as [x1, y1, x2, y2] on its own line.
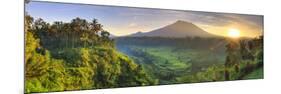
[227, 28, 240, 38]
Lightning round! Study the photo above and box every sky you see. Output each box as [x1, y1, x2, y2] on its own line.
[26, 1, 263, 37]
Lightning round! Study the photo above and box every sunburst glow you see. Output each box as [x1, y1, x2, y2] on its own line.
[227, 28, 240, 38]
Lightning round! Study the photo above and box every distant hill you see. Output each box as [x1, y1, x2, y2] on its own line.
[129, 20, 218, 38]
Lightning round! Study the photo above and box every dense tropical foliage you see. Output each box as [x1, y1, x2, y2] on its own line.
[25, 15, 156, 93]
[116, 36, 263, 83]
[25, 13, 263, 93]
[24, 1, 263, 92]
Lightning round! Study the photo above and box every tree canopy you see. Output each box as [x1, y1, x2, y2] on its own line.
[25, 15, 156, 93]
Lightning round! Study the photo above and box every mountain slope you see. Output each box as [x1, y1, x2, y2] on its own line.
[130, 20, 218, 38]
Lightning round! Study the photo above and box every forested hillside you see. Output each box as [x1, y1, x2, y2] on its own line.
[24, 15, 156, 93]
[171, 36, 263, 82]
[115, 36, 263, 84]
[24, 1, 263, 93]
[25, 14, 263, 93]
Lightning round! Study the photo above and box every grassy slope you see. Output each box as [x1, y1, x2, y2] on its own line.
[119, 45, 226, 84]
[131, 46, 225, 72]
[144, 47, 191, 70]
[243, 67, 264, 79]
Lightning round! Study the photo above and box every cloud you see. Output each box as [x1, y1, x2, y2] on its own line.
[128, 23, 138, 27]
